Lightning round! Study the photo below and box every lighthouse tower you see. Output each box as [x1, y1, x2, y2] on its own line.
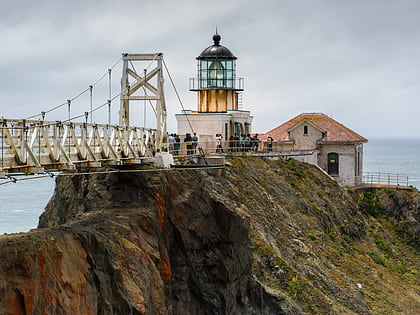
[176, 33, 253, 145]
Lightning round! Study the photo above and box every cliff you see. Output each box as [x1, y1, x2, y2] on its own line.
[0, 157, 419, 314]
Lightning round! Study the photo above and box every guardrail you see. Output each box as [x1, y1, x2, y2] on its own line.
[168, 140, 316, 159]
[169, 140, 282, 156]
[363, 172, 409, 187]
[189, 77, 244, 91]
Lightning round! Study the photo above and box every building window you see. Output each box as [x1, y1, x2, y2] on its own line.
[234, 122, 241, 137]
[327, 153, 339, 175]
[199, 59, 235, 89]
[303, 125, 308, 135]
[356, 151, 361, 176]
[244, 123, 250, 135]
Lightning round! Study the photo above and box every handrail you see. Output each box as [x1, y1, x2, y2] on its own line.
[168, 140, 314, 158]
[363, 172, 409, 187]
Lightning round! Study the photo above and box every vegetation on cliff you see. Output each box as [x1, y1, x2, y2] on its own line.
[0, 156, 419, 314]
[221, 157, 420, 314]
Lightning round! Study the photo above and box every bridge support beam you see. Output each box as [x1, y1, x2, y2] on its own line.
[119, 53, 167, 154]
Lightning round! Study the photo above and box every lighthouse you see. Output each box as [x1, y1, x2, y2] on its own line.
[176, 32, 253, 146]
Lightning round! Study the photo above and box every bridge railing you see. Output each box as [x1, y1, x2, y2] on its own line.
[363, 172, 409, 187]
[0, 119, 158, 175]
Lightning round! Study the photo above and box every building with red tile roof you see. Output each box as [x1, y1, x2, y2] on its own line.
[262, 113, 368, 186]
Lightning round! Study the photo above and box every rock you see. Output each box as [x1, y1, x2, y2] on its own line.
[0, 157, 419, 314]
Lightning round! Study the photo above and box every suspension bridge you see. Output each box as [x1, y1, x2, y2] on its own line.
[0, 53, 172, 179]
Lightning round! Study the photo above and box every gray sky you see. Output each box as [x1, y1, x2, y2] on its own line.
[1, 0, 419, 139]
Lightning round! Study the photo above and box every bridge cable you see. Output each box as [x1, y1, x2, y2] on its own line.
[25, 55, 123, 120]
[0, 165, 227, 185]
[162, 59, 195, 135]
[61, 88, 124, 123]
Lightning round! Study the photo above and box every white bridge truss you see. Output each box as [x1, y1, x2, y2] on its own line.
[0, 119, 157, 178]
[120, 53, 167, 153]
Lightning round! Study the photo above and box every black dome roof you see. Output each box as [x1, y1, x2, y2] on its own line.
[197, 33, 237, 60]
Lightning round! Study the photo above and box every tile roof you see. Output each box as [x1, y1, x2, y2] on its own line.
[262, 113, 368, 143]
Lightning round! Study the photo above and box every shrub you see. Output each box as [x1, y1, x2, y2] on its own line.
[357, 191, 384, 217]
[366, 250, 385, 265]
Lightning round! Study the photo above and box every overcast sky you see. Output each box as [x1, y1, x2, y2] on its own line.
[1, 0, 419, 139]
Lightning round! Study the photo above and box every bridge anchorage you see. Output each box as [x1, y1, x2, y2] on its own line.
[0, 53, 170, 179]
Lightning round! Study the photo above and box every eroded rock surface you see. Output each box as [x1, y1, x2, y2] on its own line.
[0, 157, 419, 314]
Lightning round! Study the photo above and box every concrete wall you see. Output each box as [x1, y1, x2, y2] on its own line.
[289, 123, 323, 150]
[294, 152, 319, 165]
[288, 123, 364, 186]
[317, 144, 363, 186]
[176, 110, 253, 142]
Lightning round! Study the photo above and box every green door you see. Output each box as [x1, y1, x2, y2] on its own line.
[327, 153, 339, 175]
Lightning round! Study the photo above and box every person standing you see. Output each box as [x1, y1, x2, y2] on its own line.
[174, 134, 181, 155]
[168, 134, 176, 154]
[252, 133, 259, 152]
[192, 132, 198, 154]
[216, 134, 223, 153]
[267, 134, 274, 152]
[228, 135, 235, 152]
[184, 133, 194, 155]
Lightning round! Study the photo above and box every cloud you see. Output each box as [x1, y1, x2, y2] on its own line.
[0, 0, 419, 138]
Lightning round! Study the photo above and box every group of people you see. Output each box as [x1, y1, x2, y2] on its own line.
[183, 133, 198, 155]
[168, 132, 274, 155]
[168, 133, 181, 155]
[226, 134, 260, 152]
[168, 133, 199, 155]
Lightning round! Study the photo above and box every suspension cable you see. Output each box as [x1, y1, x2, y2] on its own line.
[0, 164, 226, 185]
[25, 55, 123, 120]
[162, 59, 195, 135]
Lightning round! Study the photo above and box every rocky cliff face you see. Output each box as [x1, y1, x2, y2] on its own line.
[0, 157, 419, 314]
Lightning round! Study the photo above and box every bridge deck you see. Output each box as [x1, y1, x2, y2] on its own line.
[0, 119, 158, 176]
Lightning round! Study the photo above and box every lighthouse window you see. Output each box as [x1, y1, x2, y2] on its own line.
[208, 61, 226, 88]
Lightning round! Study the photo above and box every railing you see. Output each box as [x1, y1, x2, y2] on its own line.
[168, 140, 314, 158]
[0, 118, 158, 175]
[189, 77, 244, 91]
[363, 172, 409, 187]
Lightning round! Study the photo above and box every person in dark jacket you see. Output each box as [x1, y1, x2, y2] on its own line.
[184, 133, 194, 155]
[267, 134, 274, 152]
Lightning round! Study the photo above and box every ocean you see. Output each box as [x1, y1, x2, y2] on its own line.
[0, 138, 419, 234]
[363, 138, 420, 188]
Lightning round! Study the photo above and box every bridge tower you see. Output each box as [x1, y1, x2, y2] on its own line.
[119, 53, 167, 152]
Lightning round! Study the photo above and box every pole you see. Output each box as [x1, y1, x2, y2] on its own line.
[89, 85, 93, 124]
[144, 69, 147, 128]
[108, 69, 111, 125]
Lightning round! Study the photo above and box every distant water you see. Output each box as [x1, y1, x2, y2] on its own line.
[364, 138, 420, 189]
[0, 138, 418, 234]
[0, 176, 55, 234]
